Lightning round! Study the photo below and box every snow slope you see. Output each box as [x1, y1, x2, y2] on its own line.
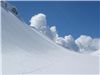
[1, 6, 99, 74]
[0, 2, 2, 75]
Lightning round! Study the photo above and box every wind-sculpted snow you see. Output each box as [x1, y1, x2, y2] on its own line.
[2, 5, 99, 74]
[30, 13, 100, 53]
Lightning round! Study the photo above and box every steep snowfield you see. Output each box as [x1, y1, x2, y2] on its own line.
[1, 6, 99, 74]
[0, 3, 2, 75]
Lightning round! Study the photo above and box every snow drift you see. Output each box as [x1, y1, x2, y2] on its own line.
[1, 2, 99, 74]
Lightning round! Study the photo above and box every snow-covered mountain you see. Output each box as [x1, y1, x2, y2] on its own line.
[1, 1, 99, 74]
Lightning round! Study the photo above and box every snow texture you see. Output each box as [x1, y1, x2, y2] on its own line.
[1, 4, 99, 74]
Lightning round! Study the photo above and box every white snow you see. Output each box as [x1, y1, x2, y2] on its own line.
[0, 2, 2, 75]
[1, 5, 99, 75]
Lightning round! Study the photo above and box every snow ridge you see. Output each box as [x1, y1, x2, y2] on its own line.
[1, 2, 99, 74]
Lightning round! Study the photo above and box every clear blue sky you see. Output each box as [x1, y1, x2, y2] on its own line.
[8, 1, 100, 39]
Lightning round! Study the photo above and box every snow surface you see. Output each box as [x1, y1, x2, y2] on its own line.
[1, 5, 99, 74]
[0, 2, 2, 75]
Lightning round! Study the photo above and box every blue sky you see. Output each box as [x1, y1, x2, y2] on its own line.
[8, 1, 100, 39]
